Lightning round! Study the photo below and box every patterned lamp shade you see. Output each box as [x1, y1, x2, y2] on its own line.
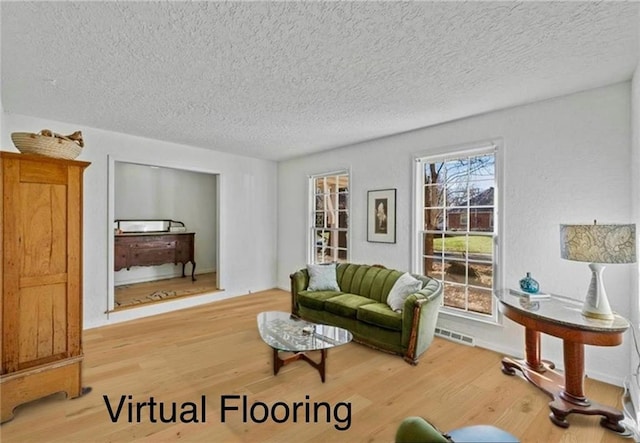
[560, 223, 636, 264]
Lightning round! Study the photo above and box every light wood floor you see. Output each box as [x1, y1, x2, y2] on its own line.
[0, 289, 631, 442]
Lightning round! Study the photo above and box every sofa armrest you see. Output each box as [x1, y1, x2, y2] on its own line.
[401, 279, 443, 364]
[289, 269, 309, 315]
[395, 416, 452, 443]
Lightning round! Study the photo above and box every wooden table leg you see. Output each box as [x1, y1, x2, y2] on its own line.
[501, 327, 556, 384]
[547, 340, 625, 432]
[561, 341, 586, 402]
[502, 334, 625, 432]
[272, 348, 327, 383]
[525, 329, 543, 371]
[502, 328, 554, 376]
[181, 261, 197, 281]
[273, 348, 283, 376]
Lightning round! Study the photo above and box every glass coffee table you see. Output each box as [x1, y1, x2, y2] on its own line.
[257, 311, 353, 382]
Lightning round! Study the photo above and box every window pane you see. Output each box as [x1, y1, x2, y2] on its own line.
[424, 208, 443, 230]
[467, 234, 492, 256]
[468, 154, 495, 181]
[468, 262, 492, 288]
[326, 209, 337, 226]
[424, 162, 445, 185]
[468, 209, 493, 232]
[444, 159, 468, 185]
[325, 247, 335, 262]
[446, 182, 467, 207]
[338, 193, 348, 210]
[423, 256, 444, 280]
[441, 234, 467, 259]
[446, 209, 467, 231]
[468, 287, 492, 315]
[424, 184, 444, 208]
[316, 231, 329, 261]
[443, 259, 467, 284]
[424, 231, 444, 255]
[468, 181, 494, 206]
[338, 210, 348, 229]
[443, 282, 466, 310]
[331, 247, 348, 262]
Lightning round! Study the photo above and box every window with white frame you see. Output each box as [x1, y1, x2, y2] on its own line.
[310, 172, 349, 264]
[414, 144, 498, 319]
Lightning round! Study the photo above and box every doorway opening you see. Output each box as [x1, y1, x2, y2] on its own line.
[107, 159, 220, 312]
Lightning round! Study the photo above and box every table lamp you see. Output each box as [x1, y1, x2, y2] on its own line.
[560, 221, 636, 320]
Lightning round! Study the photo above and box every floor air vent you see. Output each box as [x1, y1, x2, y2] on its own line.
[435, 327, 475, 346]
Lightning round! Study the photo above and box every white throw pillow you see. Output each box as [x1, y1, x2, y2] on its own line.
[307, 263, 340, 291]
[386, 272, 423, 312]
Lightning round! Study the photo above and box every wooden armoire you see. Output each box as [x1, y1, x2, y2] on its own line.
[0, 152, 90, 423]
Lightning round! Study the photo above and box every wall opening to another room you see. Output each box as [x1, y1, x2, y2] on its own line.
[107, 159, 220, 311]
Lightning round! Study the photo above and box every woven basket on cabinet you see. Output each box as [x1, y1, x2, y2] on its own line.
[11, 130, 84, 160]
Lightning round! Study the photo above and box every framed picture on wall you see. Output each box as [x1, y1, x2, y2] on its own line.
[367, 188, 396, 243]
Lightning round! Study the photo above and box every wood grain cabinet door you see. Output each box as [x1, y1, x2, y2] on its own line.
[2, 155, 89, 374]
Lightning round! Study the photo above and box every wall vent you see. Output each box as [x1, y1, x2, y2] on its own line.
[435, 327, 475, 346]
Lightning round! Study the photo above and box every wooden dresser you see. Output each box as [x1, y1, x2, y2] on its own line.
[1, 152, 90, 423]
[115, 232, 196, 281]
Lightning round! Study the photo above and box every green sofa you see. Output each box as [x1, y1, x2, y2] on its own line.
[290, 263, 443, 364]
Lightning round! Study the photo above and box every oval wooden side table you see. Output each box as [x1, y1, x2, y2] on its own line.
[496, 289, 629, 433]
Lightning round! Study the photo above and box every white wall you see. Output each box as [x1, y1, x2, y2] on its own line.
[1, 112, 278, 329]
[277, 82, 633, 386]
[630, 57, 640, 419]
[114, 161, 217, 285]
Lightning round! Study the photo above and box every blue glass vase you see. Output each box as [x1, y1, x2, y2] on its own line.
[519, 272, 539, 294]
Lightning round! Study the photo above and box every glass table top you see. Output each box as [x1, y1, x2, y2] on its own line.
[257, 311, 353, 352]
[495, 289, 629, 333]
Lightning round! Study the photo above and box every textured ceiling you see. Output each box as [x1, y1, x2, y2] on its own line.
[1, 2, 638, 161]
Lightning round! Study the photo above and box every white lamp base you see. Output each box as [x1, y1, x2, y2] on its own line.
[581, 263, 614, 320]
